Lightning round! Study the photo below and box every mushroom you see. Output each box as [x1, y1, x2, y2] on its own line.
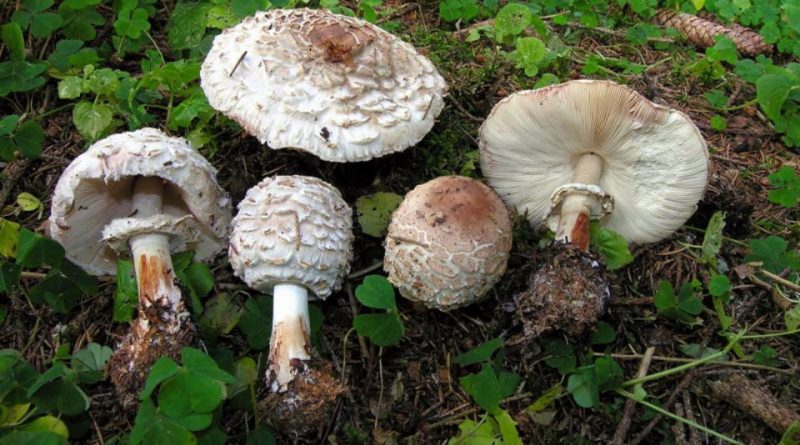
[47, 128, 231, 405]
[384, 176, 513, 310]
[200, 8, 448, 162]
[479, 80, 708, 337]
[228, 175, 353, 435]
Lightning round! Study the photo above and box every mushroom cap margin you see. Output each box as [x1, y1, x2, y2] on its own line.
[48, 128, 232, 276]
[479, 79, 708, 244]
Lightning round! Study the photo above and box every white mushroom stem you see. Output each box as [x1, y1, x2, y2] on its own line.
[128, 177, 183, 320]
[267, 283, 313, 392]
[555, 153, 603, 251]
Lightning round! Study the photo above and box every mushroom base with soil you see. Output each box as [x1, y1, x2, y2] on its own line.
[516, 242, 610, 339]
[261, 283, 345, 435]
[260, 359, 344, 436]
[106, 176, 196, 408]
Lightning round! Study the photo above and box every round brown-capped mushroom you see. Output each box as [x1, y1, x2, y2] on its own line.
[479, 80, 708, 337]
[384, 176, 513, 310]
[200, 8, 448, 162]
[228, 175, 353, 436]
[48, 128, 232, 406]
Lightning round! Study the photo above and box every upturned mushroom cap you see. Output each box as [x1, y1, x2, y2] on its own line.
[200, 8, 448, 162]
[384, 176, 512, 310]
[479, 80, 708, 244]
[228, 175, 353, 299]
[48, 128, 232, 275]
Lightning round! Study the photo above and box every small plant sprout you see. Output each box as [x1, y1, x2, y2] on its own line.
[383, 176, 513, 310]
[228, 175, 353, 436]
[47, 128, 232, 407]
[480, 80, 709, 337]
[200, 8, 448, 162]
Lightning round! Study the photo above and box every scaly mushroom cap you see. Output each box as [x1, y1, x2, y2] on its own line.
[479, 80, 708, 244]
[384, 176, 512, 310]
[200, 8, 448, 162]
[229, 175, 353, 299]
[48, 128, 232, 275]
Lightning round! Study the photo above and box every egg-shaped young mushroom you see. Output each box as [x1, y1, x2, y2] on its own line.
[384, 176, 512, 310]
[479, 80, 708, 337]
[228, 175, 353, 436]
[48, 128, 232, 407]
[201, 8, 448, 162]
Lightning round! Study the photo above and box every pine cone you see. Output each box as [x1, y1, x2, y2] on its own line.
[654, 9, 773, 57]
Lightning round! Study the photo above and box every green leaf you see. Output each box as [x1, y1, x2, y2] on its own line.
[30, 12, 63, 38]
[181, 347, 236, 383]
[590, 226, 634, 270]
[167, 1, 210, 51]
[438, 0, 479, 23]
[114, 6, 151, 39]
[1, 24, 25, 62]
[355, 192, 402, 237]
[353, 313, 404, 347]
[590, 321, 616, 345]
[355, 275, 396, 310]
[710, 115, 727, 131]
[238, 294, 272, 350]
[58, 77, 83, 100]
[130, 399, 197, 445]
[168, 90, 213, 130]
[701, 211, 725, 265]
[16, 228, 64, 269]
[15, 120, 44, 159]
[0, 62, 47, 97]
[71, 342, 112, 384]
[543, 339, 576, 374]
[448, 415, 500, 445]
[594, 356, 623, 391]
[767, 166, 800, 208]
[785, 305, 800, 331]
[453, 337, 503, 366]
[756, 74, 795, 122]
[113, 259, 137, 322]
[139, 358, 180, 400]
[72, 101, 113, 141]
[23, 0, 54, 14]
[567, 368, 598, 408]
[231, 0, 270, 18]
[0, 431, 69, 445]
[0, 263, 22, 293]
[30, 379, 91, 415]
[744, 236, 800, 275]
[708, 274, 730, 297]
[752, 346, 779, 367]
[0, 218, 21, 257]
[0, 115, 19, 136]
[779, 421, 800, 445]
[20, 415, 69, 438]
[512, 36, 546, 77]
[705, 90, 728, 109]
[16, 192, 42, 213]
[526, 384, 562, 413]
[245, 428, 276, 445]
[495, 3, 532, 42]
[200, 293, 242, 337]
[459, 364, 515, 414]
[494, 409, 523, 445]
[706, 36, 738, 64]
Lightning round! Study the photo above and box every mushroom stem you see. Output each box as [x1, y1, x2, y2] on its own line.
[555, 153, 603, 251]
[128, 177, 183, 311]
[267, 283, 312, 392]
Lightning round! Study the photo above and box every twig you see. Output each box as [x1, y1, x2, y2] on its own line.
[229, 51, 247, 77]
[348, 261, 383, 280]
[631, 371, 695, 444]
[611, 347, 655, 445]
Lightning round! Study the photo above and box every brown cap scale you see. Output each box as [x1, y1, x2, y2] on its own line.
[200, 8, 448, 162]
[384, 176, 512, 310]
